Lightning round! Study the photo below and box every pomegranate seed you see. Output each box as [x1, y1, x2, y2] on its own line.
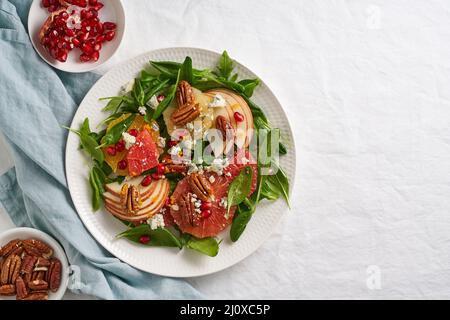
[201, 210, 212, 219]
[80, 53, 91, 62]
[157, 94, 165, 102]
[89, 0, 98, 5]
[118, 160, 127, 170]
[49, 29, 59, 39]
[91, 51, 99, 61]
[95, 22, 104, 34]
[234, 111, 244, 122]
[128, 129, 138, 137]
[93, 42, 101, 51]
[77, 31, 89, 42]
[88, 18, 98, 27]
[105, 30, 115, 41]
[92, 2, 104, 11]
[48, 4, 59, 12]
[106, 146, 116, 156]
[59, 11, 69, 20]
[96, 34, 105, 43]
[49, 0, 56, 4]
[141, 176, 152, 187]
[81, 42, 94, 54]
[42, 0, 50, 8]
[167, 140, 178, 148]
[103, 22, 116, 30]
[151, 173, 163, 180]
[90, 9, 98, 18]
[77, 0, 87, 7]
[156, 163, 165, 175]
[56, 50, 68, 62]
[139, 235, 150, 244]
[65, 28, 75, 37]
[115, 140, 125, 152]
[200, 201, 212, 210]
[49, 38, 57, 48]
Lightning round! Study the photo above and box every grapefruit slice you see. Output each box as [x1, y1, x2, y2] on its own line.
[126, 129, 159, 176]
[169, 151, 258, 238]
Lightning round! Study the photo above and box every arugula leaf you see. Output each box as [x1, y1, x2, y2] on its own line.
[89, 168, 102, 211]
[132, 79, 145, 106]
[117, 225, 182, 248]
[152, 69, 181, 119]
[215, 50, 234, 79]
[101, 97, 123, 113]
[186, 237, 219, 257]
[238, 78, 260, 97]
[227, 166, 253, 214]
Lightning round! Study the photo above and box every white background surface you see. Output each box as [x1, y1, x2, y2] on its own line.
[1, 0, 450, 299]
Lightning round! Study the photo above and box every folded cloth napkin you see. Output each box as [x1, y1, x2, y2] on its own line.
[0, 0, 201, 299]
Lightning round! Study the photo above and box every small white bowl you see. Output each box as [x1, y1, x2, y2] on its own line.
[27, 0, 125, 73]
[0, 227, 69, 300]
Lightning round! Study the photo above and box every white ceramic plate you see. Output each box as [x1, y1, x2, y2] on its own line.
[28, 0, 125, 73]
[65, 47, 296, 277]
[0, 227, 69, 300]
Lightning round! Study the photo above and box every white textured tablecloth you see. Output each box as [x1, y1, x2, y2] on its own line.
[2, 0, 450, 299]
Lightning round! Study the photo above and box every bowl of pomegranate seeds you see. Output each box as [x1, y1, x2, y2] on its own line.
[28, 0, 125, 72]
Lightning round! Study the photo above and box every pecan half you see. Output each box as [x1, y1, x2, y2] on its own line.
[28, 279, 49, 291]
[31, 270, 45, 281]
[21, 255, 38, 274]
[1, 254, 21, 284]
[179, 193, 200, 227]
[176, 80, 195, 107]
[23, 239, 53, 258]
[126, 185, 141, 214]
[48, 259, 62, 292]
[188, 173, 214, 202]
[21, 293, 48, 300]
[0, 284, 15, 296]
[35, 257, 50, 269]
[171, 103, 201, 126]
[0, 239, 22, 257]
[15, 276, 28, 300]
[216, 115, 235, 141]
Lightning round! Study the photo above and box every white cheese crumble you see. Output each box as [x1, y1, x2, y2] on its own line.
[225, 172, 232, 177]
[138, 106, 147, 116]
[157, 137, 166, 148]
[209, 94, 226, 107]
[171, 204, 179, 211]
[220, 197, 228, 209]
[241, 157, 249, 164]
[148, 214, 165, 230]
[121, 79, 135, 94]
[209, 175, 216, 183]
[195, 208, 201, 214]
[147, 95, 159, 109]
[207, 158, 229, 175]
[122, 132, 136, 149]
[186, 122, 194, 131]
[168, 145, 181, 156]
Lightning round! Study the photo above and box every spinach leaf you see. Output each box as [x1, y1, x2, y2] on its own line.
[227, 166, 253, 214]
[89, 168, 102, 211]
[230, 198, 255, 242]
[101, 97, 123, 113]
[259, 161, 291, 207]
[117, 225, 182, 248]
[186, 237, 219, 257]
[179, 56, 193, 84]
[98, 114, 136, 148]
[152, 66, 182, 119]
[132, 79, 145, 106]
[215, 50, 234, 80]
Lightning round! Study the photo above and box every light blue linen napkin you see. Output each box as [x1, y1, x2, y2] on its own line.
[0, 0, 201, 299]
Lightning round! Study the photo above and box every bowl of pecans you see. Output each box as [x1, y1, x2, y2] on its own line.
[0, 228, 69, 300]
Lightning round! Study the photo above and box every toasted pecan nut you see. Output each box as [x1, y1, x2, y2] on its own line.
[180, 193, 200, 227]
[126, 185, 141, 214]
[31, 271, 45, 281]
[21, 292, 48, 300]
[1, 254, 21, 285]
[171, 103, 201, 126]
[216, 115, 235, 141]
[0, 284, 15, 296]
[23, 239, 53, 258]
[28, 279, 49, 291]
[15, 276, 28, 300]
[21, 255, 38, 274]
[48, 259, 62, 292]
[188, 173, 213, 202]
[0, 239, 22, 258]
[176, 80, 195, 107]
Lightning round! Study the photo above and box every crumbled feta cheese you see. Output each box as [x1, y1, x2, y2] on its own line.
[171, 204, 179, 211]
[121, 79, 135, 94]
[194, 201, 201, 208]
[151, 122, 159, 131]
[191, 193, 198, 198]
[186, 122, 194, 131]
[220, 197, 228, 209]
[148, 213, 165, 230]
[168, 145, 181, 156]
[209, 94, 226, 107]
[122, 132, 136, 149]
[157, 137, 166, 148]
[147, 95, 159, 109]
[209, 175, 216, 183]
[182, 138, 193, 149]
[225, 172, 232, 177]
[207, 158, 229, 175]
[138, 106, 147, 115]
[241, 157, 249, 164]
[195, 208, 201, 214]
